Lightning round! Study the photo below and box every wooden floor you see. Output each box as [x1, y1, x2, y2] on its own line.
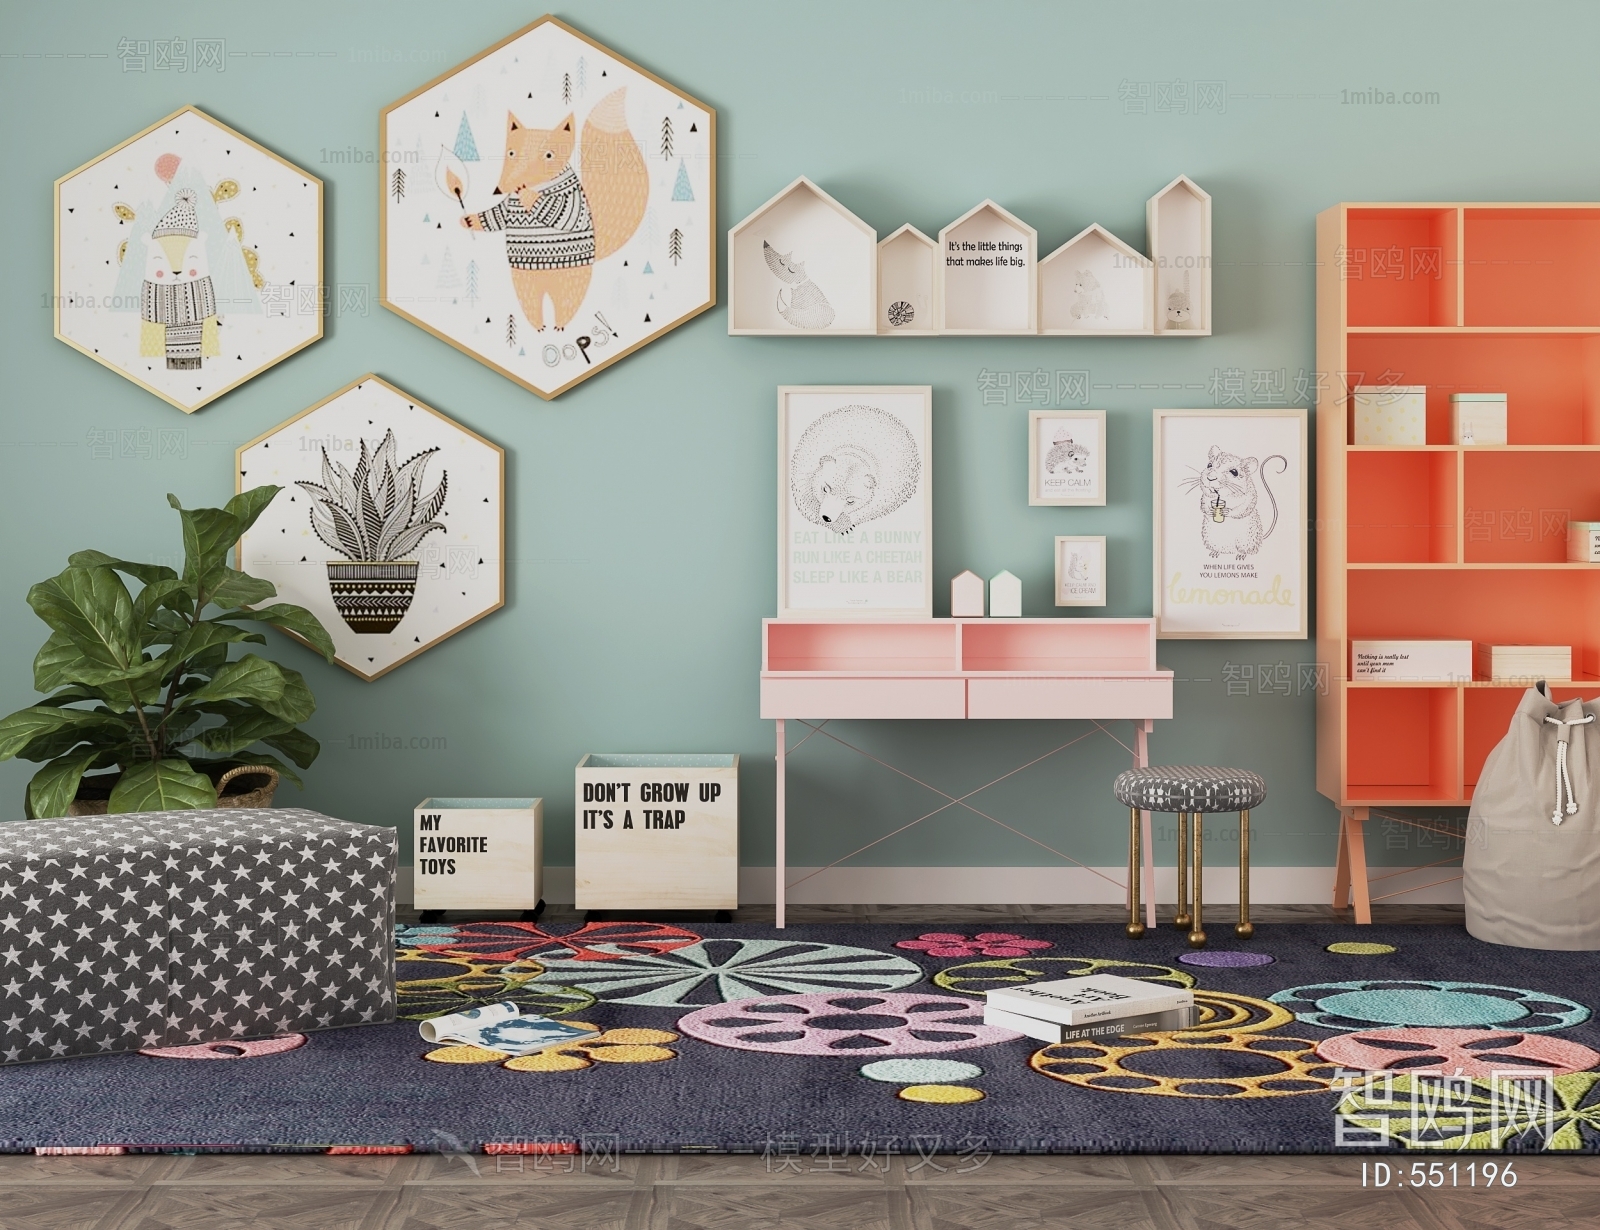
[10, 904, 1597, 1229]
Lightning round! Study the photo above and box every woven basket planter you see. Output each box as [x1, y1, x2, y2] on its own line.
[64, 765, 280, 817]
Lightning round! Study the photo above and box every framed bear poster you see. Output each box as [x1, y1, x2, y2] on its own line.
[777, 386, 932, 619]
[1152, 408, 1308, 639]
[1029, 409, 1106, 506]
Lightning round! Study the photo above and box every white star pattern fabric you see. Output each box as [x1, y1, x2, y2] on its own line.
[0, 808, 395, 1064]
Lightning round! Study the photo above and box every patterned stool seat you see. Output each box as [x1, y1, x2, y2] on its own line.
[1114, 766, 1266, 814]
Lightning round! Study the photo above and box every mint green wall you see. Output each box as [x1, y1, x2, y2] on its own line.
[3, 1, 1588, 875]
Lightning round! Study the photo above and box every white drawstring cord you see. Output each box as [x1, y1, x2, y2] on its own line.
[1544, 713, 1595, 824]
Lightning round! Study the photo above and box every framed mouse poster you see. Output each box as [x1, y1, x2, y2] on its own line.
[1153, 408, 1307, 639]
[777, 385, 932, 619]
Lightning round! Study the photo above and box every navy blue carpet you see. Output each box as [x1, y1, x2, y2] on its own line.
[0, 923, 1596, 1155]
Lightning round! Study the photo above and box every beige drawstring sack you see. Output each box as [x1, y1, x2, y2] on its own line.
[1465, 682, 1600, 949]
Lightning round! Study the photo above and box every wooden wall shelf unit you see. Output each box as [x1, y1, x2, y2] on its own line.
[728, 175, 1211, 337]
[1316, 200, 1600, 922]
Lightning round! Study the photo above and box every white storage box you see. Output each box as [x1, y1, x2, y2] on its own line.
[1451, 393, 1507, 446]
[575, 754, 739, 910]
[1567, 521, 1600, 563]
[1351, 640, 1472, 682]
[413, 797, 542, 910]
[1354, 386, 1426, 446]
[1474, 644, 1572, 683]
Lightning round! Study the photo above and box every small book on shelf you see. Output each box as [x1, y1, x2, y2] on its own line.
[984, 973, 1193, 1027]
[985, 1002, 1197, 1044]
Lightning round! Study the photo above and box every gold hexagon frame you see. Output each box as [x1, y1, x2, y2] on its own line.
[235, 375, 505, 682]
[55, 105, 323, 413]
[379, 15, 716, 399]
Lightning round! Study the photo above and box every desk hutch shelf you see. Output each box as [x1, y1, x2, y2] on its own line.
[1315, 201, 1600, 921]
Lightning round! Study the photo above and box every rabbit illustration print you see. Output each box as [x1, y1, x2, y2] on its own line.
[1154, 409, 1307, 639]
[779, 386, 933, 617]
[1030, 410, 1106, 506]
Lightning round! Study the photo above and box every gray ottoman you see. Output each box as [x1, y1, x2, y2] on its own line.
[0, 807, 396, 1063]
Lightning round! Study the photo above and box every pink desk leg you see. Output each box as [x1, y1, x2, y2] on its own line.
[775, 718, 786, 931]
[1135, 720, 1155, 931]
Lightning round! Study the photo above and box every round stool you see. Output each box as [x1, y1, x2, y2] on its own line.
[1112, 766, 1266, 947]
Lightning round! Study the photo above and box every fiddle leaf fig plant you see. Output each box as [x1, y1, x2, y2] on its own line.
[0, 486, 336, 818]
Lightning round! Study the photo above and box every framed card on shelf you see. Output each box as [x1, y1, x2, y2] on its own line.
[777, 385, 932, 619]
[1029, 409, 1106, 506]
[1152, 408, 1308, 639]
[1054, 536, 1107, 607]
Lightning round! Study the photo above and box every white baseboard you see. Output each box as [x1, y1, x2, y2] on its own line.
[397, 864, 1462, 908]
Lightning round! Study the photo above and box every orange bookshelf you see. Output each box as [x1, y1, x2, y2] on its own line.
[1315, 202, 1600, 920]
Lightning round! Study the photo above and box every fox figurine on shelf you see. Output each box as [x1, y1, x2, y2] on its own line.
[462, 88, 648, 333]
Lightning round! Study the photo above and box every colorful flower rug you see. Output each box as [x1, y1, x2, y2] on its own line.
[2, 923, 1598, 1155]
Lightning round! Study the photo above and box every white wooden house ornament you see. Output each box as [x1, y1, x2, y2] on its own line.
[1040, 224, 1153, 335]
[938, 200, 1038, 334]
[728, 177, 876, 334]
[950, 570, 985, 617]
[1148, 175, 1212, 335]
[989, 570, 1022, 618]
[877, 224, 938, 335]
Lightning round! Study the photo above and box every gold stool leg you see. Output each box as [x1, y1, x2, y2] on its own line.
[1174, 812, 1191, 930]
[1188, 812, 1206, 948]
[1235, 809, 1254, 939]
[1126, 806, 1145, 939]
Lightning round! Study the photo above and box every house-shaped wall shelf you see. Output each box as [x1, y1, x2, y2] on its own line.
[728, 176, 876, 335]
[1040, 224, 1153, 335]
[1148, 175, 1212, 335]
[727, 174, 1211, 337]
[938, 200, 1038, 334]
[878, 224, 938, 335]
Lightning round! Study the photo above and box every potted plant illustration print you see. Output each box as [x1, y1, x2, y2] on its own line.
[295, 430, 448, 634]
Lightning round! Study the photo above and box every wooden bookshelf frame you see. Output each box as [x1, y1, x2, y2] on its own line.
[1316, 201, 1600, 921]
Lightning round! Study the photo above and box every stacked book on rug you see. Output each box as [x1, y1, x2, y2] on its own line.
[983, 974, 1196, 1043]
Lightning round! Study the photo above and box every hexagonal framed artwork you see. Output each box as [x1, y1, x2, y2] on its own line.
[236, 375, 505, 682]
[55, 106, 322, 414]
[379, 15, 715, 399]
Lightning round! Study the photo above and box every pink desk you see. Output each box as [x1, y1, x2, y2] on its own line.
[760, 618, 1174, 928]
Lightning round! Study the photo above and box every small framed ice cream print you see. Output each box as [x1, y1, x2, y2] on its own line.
[1029, 410, 1105, 506]
[1055, 536, 1107, 607]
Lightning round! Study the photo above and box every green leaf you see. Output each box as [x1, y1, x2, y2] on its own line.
[222, 602, 337, 663]
[263, 725, 320, 770]
[67, 550, 177, 586]
[207, 569, 277, 609]
[0, 706, 127, 760]
[194, 708, 293, 757]
[27, 567, 140, 676]
[133, 577, 193, 630]
[34, 630, 81, 693]
[224, 485, 282, 537]
[108, 759, 218, 813]
[168, 495, 241, 597]
[179, 654, 316, 723]
[271, 663, 316, 725]
[156, 620, 266, 668]
[26, 748, 104, 819]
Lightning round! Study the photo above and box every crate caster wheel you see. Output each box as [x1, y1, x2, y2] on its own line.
[520, 900, 546, 923]
[714, 909, 732, 923]
[418, 909, 445, 924]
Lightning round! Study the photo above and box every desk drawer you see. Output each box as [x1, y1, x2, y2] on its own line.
[761, 677, 966, 719]
[966, 677, 1173, 720]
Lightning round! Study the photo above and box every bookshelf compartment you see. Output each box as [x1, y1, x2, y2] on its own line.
[1346, 333, 1600, 445]
[1346, 208, 1459, 328]
[1348, 451, 1457, 563]
[1463, 450, 1600, 563]
[1347, 569, 1600, 652]
[1346, 685, 1459, 802]
[1464, 208, 1600, 327]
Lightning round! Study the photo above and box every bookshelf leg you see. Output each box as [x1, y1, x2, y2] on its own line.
[1188, 812, 1206, 948]
[1332, 810, 1352, 910]
[1126, 806, 1145, 939]
[775, 718, 786, 931]
[1235, 809, 1253, 939]
[1346, 808, 1372, 925]
[1174, 812, 1191, 930]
